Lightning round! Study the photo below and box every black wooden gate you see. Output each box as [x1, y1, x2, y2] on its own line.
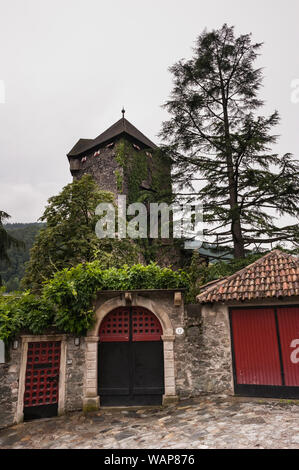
[98, 307, 164, 406]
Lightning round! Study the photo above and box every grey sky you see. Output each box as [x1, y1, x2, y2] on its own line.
[0, 0, 298, 222]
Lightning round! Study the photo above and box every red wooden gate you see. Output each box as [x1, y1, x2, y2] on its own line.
[23, 341, 61, 420]
[230, 306, 299, 398]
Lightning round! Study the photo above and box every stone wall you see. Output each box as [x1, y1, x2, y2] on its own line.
[0, 296, 234, 429]
[175, 303, 233, 397]
[92, 291, 233, 400]
[0, 344, 21, 430]
[65, 337, 86, 412]
[73, 146, 120, 195]
[166, 300, 233, 398]
[0, 336, 87, 429]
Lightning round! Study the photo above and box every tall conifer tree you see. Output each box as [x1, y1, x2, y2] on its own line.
[161, 24, 299, 258]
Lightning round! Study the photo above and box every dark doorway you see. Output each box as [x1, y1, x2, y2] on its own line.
[23, 341, 61, 421]
[98, 307, 164, 406]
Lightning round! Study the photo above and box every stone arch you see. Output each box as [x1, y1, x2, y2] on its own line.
[83, 293, 177, 411]
[89, 294, 174, 337]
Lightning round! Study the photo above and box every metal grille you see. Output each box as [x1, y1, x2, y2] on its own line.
[132, 307, 162, 342]
[99, 307, 130, 342]
[24, 341, 61, 408]
[99, 307, 163, 342]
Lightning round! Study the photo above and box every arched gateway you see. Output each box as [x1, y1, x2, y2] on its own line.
[98, 306, 164, 405]
[83, 292, 178, 411]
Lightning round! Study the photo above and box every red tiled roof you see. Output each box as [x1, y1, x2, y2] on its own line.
[196, 250, 299, 304]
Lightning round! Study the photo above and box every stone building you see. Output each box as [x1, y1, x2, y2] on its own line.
[0, 289, 205, 428]
[67, 110, 172, 204]
[197, 250, 299, 399]
[1, 250, 298, 429]
[66, 111, 192, 268]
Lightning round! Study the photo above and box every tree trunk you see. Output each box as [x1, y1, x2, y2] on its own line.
[231, 219, 245, 258]
[220, 74, 245, 259]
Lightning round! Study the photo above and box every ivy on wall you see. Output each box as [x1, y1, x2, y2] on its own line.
[113, 140, 174, 263]
[114, 169, 123, 192]
[114, 139, 172, 205]
[0, 262, 189, 343]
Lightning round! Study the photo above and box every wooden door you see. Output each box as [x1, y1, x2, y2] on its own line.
[98, 307, 164, 406]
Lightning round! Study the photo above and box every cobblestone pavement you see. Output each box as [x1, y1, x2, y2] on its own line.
[1, 397, 299, 449]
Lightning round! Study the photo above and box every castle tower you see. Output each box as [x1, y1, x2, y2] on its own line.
[67, 112, 172, 204]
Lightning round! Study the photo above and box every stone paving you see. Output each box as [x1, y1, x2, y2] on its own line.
[0, 396, 299, 449]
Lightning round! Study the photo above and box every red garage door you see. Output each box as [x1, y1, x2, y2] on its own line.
[277, 307, 299, 387]
[230, 306, 299, 398]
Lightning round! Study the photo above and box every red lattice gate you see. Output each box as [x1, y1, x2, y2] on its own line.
[98, 307, 164, 406]
[23, 341, 61, 420]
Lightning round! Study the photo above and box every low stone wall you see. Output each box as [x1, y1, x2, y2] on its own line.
[0, 335, 86, 429]
[0, 346, 21, 430]
[0, 296, 234, 429]
[173, 303, 233, 398]
[192, 303, 233, 396]
[65, 337, 86, 412]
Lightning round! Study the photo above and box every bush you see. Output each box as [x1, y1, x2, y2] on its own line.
[0, 262, 189, 342]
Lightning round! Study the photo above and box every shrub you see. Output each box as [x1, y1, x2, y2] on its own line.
[0, 262, 189, 342]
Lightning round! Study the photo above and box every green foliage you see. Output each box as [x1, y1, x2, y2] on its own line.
[21, 175, 141, 292]
[185, 250, 206, 303]
[160, 24, 299, 257]
[114, 139, 172, 205]
[0, 262, 189, 343]
[185, 251, 266, 303]
[0, 212, 25, 286]
[115, 141, 126, 167]
[114, 169, 123, 192]
[0, 289, 54, 343]
[126, 150, 148, 204]
[0, 223, 44, 291]
[199, 253, 265, 284]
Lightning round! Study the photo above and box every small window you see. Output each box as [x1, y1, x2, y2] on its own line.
[0, 340, 5, 363]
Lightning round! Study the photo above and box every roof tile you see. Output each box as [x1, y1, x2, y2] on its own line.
[197, 250, 299, 304]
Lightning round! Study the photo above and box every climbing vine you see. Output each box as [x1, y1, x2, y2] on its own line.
[114, 169, 123, 192]
[114, 139, 171, 205]
[0, 263, 189, 343]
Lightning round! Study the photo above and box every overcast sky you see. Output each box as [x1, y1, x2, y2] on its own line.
[0, 0, 298, 223]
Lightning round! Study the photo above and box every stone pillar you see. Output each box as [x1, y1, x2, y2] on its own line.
[161, 335, 178, 405]
[83, 336, 99, 412]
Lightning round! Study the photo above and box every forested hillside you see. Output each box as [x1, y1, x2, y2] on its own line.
[0, 223, 44, 291]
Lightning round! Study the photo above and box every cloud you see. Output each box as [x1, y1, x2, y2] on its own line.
[0, 80, 5, 104]
[0, 182, 63, 222]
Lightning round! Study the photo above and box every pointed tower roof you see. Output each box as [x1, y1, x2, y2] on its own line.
[67, 115, 158, 157]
